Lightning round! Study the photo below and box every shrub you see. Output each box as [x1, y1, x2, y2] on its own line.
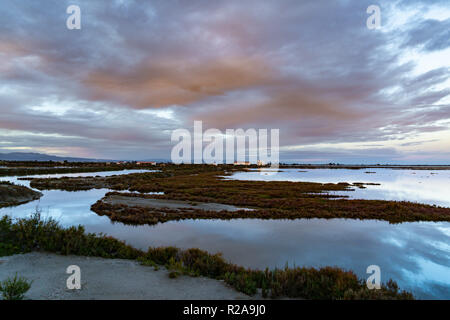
[0, 273, 33, 300]
[168, 271, 180, 279]
[2, 212, 142, 259]
[0, 216, 20, 257]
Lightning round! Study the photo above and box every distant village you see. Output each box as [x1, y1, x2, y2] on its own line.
[111, 160, 266, 166]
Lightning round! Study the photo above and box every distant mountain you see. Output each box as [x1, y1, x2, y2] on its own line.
[0, 152, 109, 162]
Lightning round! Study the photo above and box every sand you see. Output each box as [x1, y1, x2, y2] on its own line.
[0, 252, 251, 300]
[103, 194, 253, 212]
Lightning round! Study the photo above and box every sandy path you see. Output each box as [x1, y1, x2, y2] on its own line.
[104, 195, 253, 212]
[0, 252, 251, 300]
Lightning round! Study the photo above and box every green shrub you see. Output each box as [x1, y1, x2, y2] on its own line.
[2, 212, 143, 259]
[137, 257, 160, 270]
[0, 273, 33, 300]
[168, 271, 180, 279]
[0, 216, 20, 257]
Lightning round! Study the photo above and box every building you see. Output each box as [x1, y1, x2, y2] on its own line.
[234, 161, 251, 165]
[136, 161, 157, 165]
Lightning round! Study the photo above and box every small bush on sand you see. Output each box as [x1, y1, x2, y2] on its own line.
[0, 273, 33, 300]
[168, 271, 180, 279]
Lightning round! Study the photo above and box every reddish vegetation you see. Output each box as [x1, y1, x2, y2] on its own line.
[91, 191, 450, 225]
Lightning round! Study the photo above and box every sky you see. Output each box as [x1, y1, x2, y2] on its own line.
[0, 0, 449, 164]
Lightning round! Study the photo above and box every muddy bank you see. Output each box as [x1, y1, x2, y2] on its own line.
[0, 182, 42, 207]
[26, 175, 114, 190]
[103, 194, 253, 212]
[91, 192, 258, 225]
[0, 252, 251, 300]
[91, 191, 450, 225]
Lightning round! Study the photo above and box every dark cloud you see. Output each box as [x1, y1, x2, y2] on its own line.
[402, 18, 450, 52]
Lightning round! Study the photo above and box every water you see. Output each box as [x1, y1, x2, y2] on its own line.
[0, 169, 156, 184]
[229, 168, 450, 207]
[0, 169, 157, 228]
[0, 168, 448, 299]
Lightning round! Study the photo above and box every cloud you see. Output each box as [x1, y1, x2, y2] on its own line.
[0, 0, 449, 162]
[402, 18, 450, 52]
[83, 56, 275, 108]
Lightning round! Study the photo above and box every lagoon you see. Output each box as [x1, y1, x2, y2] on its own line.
[229, 168, 450, 207]
[0, 168, 448, 299]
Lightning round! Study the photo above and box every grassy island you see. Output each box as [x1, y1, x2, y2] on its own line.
[24, 164, 450, 223]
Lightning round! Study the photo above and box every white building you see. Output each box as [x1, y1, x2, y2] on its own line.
[234, 161, 251, 165]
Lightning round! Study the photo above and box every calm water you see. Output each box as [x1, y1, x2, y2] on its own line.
[229, 168, 450, 207]
[0, 169, 449, 299]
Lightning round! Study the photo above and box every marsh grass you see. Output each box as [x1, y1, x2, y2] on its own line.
[138, 247, 414, 299]
[0, 164, 129, 177]
[92, 192, 450, 225]
[0, 213, 141, 259]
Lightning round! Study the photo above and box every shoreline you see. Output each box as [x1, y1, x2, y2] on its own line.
[0, 252, 251, 300]
[278, 164, 450, 170]
[0, 214, 414, 300]
[0, 182, 42, 208]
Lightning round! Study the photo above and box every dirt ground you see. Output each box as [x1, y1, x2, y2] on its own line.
[104, 194, 253, 212]
[0, 252, 252, 300]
